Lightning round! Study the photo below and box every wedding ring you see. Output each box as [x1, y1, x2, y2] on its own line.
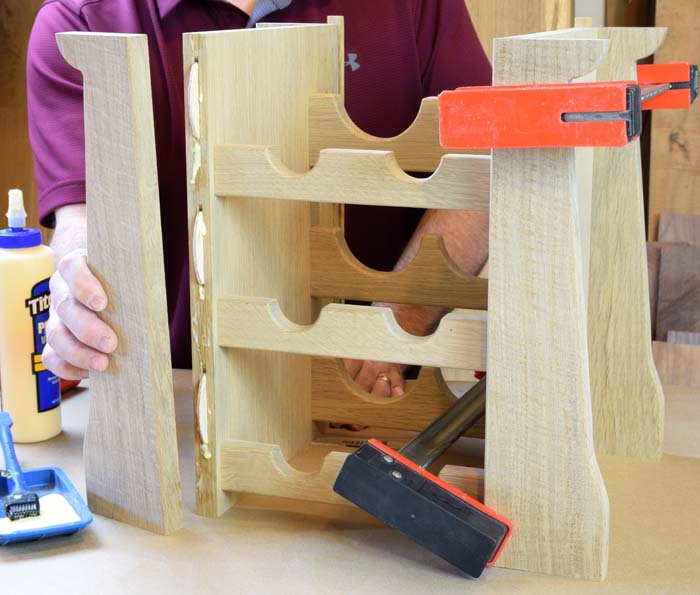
[377, 373, 392, 386]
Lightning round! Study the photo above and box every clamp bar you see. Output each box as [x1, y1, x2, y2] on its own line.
[439, 81, 637, 149]
[637, 62, 698, 109]
[561, 85, 642, 142]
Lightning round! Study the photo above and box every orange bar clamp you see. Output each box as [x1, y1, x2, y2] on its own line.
[438, 81, 637, 149]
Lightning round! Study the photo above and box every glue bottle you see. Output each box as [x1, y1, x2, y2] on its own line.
[0, 189, 61, 442]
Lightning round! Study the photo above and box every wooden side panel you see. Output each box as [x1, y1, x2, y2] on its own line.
[56, 34, 182, 534]
[648, 0, 700, 239]
[310, 227, 488, 309]
[486, 35, 609, 579]
[185, 24, 342, 516]
[587, 28, 666, 458]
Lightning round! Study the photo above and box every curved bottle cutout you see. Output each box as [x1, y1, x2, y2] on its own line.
[311, 357, 485, 438]
[214, 144, 490, 211]
[217, 297, 487, 370]
[310, 226, 488, 310]
[221, 440, 354, 506]
[308, 94, 484, 173]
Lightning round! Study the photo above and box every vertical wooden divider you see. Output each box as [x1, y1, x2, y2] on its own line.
[185, 24, 342, 517]
[486, 35, 610, 579]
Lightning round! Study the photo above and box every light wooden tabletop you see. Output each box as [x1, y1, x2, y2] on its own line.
[2, 370, 699, 594]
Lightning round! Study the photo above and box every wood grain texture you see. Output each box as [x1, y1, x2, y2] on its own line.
[0, 1, 44, 237]
[185, 22, 342, 516]
[57, 33, 182, 534]
[648, 0, 700, 239]
[214, 144, 490, 210]
[658, 212, 700, 244]
[439, 466, 484, 503]
[310, 357, 485, 437]
[308, 94, 480, 173]
[585, 27, 666, 459]
[310, 227, 488, 309]
[655, 243, 700, 341]
[217, 298, 487, 370]
[653, 341, 700, 387]
[465, 0, 573, 62]
[486, 33, 610, 579]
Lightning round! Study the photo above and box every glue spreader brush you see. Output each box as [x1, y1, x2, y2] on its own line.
[0, 412, 40, 520]
[333, 376, 513, 578]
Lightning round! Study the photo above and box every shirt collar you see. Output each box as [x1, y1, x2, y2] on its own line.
[156, 0, 293, 22]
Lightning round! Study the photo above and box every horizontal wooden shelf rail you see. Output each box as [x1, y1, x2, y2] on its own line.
[309, 93, 484, 173]
[214, 144, 490, 211]
[217, 297, 487, 369]
[311, 357, 485, 436]
[220, 440, 485, 505]
[310, 226, 488, 309]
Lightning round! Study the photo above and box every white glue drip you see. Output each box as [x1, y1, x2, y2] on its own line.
[0, 494, 80, 534]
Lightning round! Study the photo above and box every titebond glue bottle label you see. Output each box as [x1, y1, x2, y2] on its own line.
[0, 189, 61, 442]
[26, 279, 60, 412]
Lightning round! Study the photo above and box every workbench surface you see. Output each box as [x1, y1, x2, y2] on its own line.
[3, 371, 699, 594]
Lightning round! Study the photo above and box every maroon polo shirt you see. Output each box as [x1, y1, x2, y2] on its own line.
[27, 0, 491, 368]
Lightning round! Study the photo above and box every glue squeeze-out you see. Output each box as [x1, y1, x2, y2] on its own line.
[0, 189, 61, 442]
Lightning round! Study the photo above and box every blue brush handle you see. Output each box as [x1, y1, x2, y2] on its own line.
[0, 412, 27, 492]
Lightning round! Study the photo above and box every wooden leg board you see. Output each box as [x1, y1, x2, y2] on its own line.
[486, 32, 611, 579]
[56, 33, 182, 534]
[487, 147, 609, 579]
[586, 27, 666, 458]
[310, 357, 485, 437]
[310, 227, 488, 309]
[588, 142, 664, 458]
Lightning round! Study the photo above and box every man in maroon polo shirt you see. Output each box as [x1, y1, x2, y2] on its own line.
[29, 0, 491, 398]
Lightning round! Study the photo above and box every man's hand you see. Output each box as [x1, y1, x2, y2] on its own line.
[41, 205, 118, 380]
[343, 359, 405, 398]
[342, 209, 488, 401]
